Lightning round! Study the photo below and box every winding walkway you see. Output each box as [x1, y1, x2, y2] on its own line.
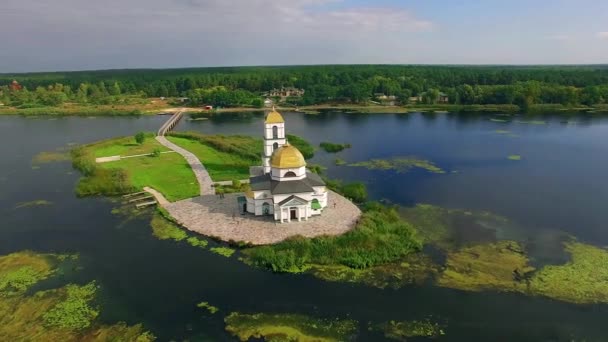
[156, 111, 215, 196]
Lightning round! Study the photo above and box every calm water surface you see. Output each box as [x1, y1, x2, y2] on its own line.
[1, 112, 607, 341]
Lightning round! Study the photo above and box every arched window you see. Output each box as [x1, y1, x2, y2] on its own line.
[272, 125, 278, 139]
[284, 171, 297, 178]
[273, 142, 279, 151]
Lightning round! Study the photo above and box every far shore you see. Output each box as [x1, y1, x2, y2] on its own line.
[2, 102, 608, 117]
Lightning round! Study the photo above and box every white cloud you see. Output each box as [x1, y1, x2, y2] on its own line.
[597, 32, 608, 39]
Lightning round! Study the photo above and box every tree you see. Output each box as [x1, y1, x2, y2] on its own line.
[423, 88, 440, 104]
[135, 132, 145, 145]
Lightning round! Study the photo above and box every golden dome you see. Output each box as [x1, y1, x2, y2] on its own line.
[265, 107, 285, 124]
[245, 189, 255, 198]
[271, 144, 306, 168]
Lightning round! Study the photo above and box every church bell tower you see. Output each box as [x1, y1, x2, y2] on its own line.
[263, 107, 287, 174]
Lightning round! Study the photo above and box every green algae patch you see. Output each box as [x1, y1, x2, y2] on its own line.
[515, 120, 546, 125]
[42, 282, 99, 330]
[196, 301, 219, 314]
[335, 158, 347, 166]
[438, 241, 534, 293]
[150, 212, 188, 241]
[494, 130, 511, 134]
[224, 312, 357, 342]
[0, 251, 58, 297]
[32, 151, 70, 164]
[399, 204, 508, 250]
[14, 200, 53, 209]
[508, 155, 522, 160]
[529, 242, 608, 304]
[210, 247, 236, 258]
[187, 237, 209, 248]
[349, 157, 445, 174]
[310, 253, 439, 289]
[0, 250, 155, 341]
[377, 319, 446, 340]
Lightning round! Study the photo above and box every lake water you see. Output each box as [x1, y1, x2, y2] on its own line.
[1, 112, 607, 341]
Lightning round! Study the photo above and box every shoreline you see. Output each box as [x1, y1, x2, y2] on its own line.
[1, 103, 607, 117]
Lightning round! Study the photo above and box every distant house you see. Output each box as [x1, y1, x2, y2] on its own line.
[263, 87, 305, 102]
[9, 80, 22, 91]
[410, 92, 449, 104]
[177, 97, 189, 103]
[373, 93, 397, 105]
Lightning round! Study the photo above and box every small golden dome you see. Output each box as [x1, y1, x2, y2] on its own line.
[271, 144, 306, 168]
[265, 107, 285, 124]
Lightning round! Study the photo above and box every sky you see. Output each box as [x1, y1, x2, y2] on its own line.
[1, 0, 608, 72]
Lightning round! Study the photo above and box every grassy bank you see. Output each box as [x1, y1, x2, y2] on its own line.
[71, 133, 198, 201]
[242, 203, 422, 272]
[167, 132, 261, 181]
[0, 101, 171, 116]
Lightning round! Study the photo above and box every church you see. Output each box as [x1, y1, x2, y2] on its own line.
[244, 108, 328, 223]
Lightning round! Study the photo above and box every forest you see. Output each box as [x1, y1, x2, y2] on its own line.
[2, 65, 608, 110]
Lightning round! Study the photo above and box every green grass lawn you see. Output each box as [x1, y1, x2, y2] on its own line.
[99, 153, 198, 201]
[167, 136, 256, 181]
[93, 134, 169, 158]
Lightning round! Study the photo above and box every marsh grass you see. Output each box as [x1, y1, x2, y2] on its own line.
[243, 204, 422, 273]
[210, 247, 236, 258]
[286, 134, 315, 159]
[224, 312, 357, 342]
[32, 151, 70, 164]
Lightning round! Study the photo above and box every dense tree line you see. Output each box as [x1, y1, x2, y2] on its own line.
[2, 65, 608, 108]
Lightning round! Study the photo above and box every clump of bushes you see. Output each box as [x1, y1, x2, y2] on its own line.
[243, 203, 422, 272]
[341, 182, 367, 203]
[71, 146, 134, 196]
[286, 134, 314, 159]
[134, 132, 145, 145]
[319, 142, 351, 153]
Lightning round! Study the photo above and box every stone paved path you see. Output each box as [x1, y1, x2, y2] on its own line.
[164, 190, 361, 245]
[155, 136, 215, 196]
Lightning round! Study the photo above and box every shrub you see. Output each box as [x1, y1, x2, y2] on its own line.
[319, 142, 351, 153]
[341, 182, 367, 203]
[134, 132, 145, 145]
[286, 134, 314, 159]
[152, 148, 161, 157]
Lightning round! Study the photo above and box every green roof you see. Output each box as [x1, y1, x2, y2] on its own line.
[311, 199, 321, 210]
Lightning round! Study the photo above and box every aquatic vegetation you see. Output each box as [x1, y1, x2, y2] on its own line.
[0, 251, 155, 341]
[529, 242, 608, 304]
[224, 312, 357, 342]
[438, 241, 534, 293]
[210, 247, 236, 258]
[307, 164, 326, 175]
[494, 130, 510, 134]
[286, 134, 315, 159]
[187, 237, 209, 248]
[150, 213, 187, 241]
[508, 155, 522, 160]
[14, 199, 52, 209]
[490, 118, 509, 123]
[0, 251, 57, 297]
[319, 142, 351, 153]
[32, 151, 70, 164]
[335, 158, 346, 166]
[310, 253, 439, 289]
[349, 157, 445, 174]
[377, 319, 446, 340]
[243, 204, 422, 273]
[515, 120, 546, 125]
[42, 282, 99, 330]
[196, 301, 219, 314]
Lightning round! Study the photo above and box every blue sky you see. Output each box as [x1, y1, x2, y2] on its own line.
[1, 0, 607, 72]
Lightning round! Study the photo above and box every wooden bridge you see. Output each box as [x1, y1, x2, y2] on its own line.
[157, 110, 184, 136]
